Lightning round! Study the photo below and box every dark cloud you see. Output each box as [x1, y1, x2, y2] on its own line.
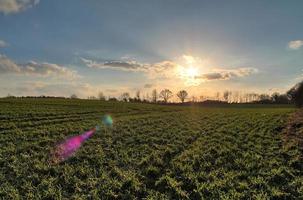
[103, 61, 143, 69]
[196, 72, 230, 80]
[81, 57, 177, 74]
[81, 58, 147, 72]
[195, 68, 258, 81]
[144, 83, 153, 88]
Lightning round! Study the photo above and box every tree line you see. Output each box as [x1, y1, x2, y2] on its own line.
[4, 81, 303, 107]
[80, 80, 303, 107]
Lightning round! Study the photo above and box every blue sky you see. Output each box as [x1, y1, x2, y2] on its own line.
[0, 0, 303, 99]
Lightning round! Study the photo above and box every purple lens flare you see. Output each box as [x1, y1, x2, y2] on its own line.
[51, 127, 97, 164]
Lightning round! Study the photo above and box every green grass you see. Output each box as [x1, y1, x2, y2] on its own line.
[0, 98, 302, 199]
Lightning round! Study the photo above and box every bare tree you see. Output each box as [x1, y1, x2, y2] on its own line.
[199, 95, 205, 102]
[6, 93, 15, 98]
[121, 92, 130, 102]
[215, 92, 220, 101]
[108, 97, 118, 101]
[233, 91, 240, 103]
[145, 93, 150, 102]
[70, 94, 78, 99]
[159, 89, 173, 103]
[223, 91, 229, 102]
[176, 90, 188, 103]
[151, 89, 158, 103]
[259, 94, 270, 101]
[271, 92, 280, 102]
[98, 92, 106, 101]
[191, 95, 197, 102]
[135, 90, 141, 102]
[88, 96, 97, 100]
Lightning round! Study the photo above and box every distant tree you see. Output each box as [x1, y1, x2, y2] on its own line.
[223, 91, 229, 102]
[215, 92, 220, 101]
[135, 90, 141, 102]
[176, 90, 188, 103]
[247, 93, 258, 102]
[271, 92, 280, 102]
[151, 89, 158, 103]
[6, 93, 15, 98]
[70, 94, 78, 99]
[121, 92, 130, 102]
[191, 95, 197, 102]
[239, 92, 245, 102]
[199, 95, 207, 102]
[233, 91, 240, 103]
[252, 93, 260, 102]
[259, 94, 270, 101]
[159, 89, 173, 103]
[287, 81, 303, 107]
[88, 96, 97, 100]
[108, 97, 118, 101]
[274, 94, 290, 104]
[145, 93, 150, 102]
[98, 92, 106, 101]
[243, 93, 249, 103]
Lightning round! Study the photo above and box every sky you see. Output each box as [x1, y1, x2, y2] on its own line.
[0, 0, 303, 100]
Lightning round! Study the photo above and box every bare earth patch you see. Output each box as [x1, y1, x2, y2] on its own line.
[283, 109, 303, 158]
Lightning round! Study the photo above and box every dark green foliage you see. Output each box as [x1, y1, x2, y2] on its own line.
[0, 98, 302, 199]
[287, 81, 303, 107]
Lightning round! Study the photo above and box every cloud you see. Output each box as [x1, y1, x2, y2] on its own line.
[197, 72, 230, 80]
[5, 81, 132, 98]
[10, 82, 95, 98]
[195, 68, 258, 81]
[0, 0, 39, 14]
[105, 89, 118, 93]
[81, 57, 257, 85]
[0, 40, 8, 48]
[81, 57, 176, 76]
[102, 61, 146, 71]
[0, 54, 80, 80]
[144, 83, 153, 88]
[81, 58, 144, 71]
[288, 40, 303, 50]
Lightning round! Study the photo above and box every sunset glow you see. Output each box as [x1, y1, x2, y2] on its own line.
[186, 66, 199, 78]
[0, 1, 301, 98]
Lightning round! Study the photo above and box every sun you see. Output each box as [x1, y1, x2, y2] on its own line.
[176, 55, 203, 86]
[186, 66, 199, 77]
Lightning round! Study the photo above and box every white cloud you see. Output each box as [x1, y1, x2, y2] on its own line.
[0, 0, 39, 14]
[288, 40, 303, 50]
[0, 40, 8, 48]
[0, 54, 80, 80]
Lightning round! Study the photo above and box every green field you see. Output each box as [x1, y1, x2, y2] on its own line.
[0, 99, 302, 199]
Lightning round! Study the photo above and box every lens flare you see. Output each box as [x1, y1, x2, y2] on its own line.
[51, 115, 113, 164]
[102, 115, 113, 127]
[51, 127, 97, 164]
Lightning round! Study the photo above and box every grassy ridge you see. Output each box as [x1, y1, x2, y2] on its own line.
[0, 99, 302, 199]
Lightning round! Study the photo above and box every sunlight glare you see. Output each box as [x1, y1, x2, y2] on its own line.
[186, 66, 199, 77]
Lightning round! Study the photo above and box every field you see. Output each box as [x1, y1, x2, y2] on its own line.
[0, 99, 302, 199]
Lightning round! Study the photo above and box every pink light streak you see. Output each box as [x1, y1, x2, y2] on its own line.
[51, 128, 96, 164]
